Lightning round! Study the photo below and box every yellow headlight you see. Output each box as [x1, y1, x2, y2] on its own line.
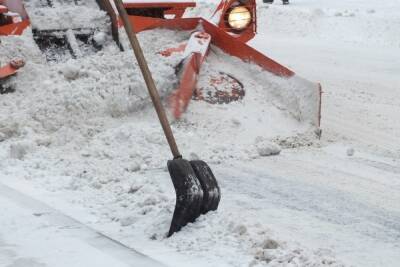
[227, 6, 252, 30]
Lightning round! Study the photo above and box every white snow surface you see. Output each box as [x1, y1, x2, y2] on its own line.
[23, 0, 109, 31]
[0, 183, 167, 267]
[1, 0, 400, 266]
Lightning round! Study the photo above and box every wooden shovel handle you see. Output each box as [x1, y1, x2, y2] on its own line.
[113, 0, 181, 159]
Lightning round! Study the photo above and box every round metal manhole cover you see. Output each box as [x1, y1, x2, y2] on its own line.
[194, 72, 245, 104]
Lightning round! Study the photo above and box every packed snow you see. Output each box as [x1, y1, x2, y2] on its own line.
[1, 0, 399, 266]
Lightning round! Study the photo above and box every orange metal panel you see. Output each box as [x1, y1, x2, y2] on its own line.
[0, 20, 29, 35]
[0, 64, 17, 80]
[169, 53, 201, 118]
[168, 31, 211, 119]
[123, 2, 195, 9]
[129, 17, 294, 77]
[126, 15, 198, 32]
[201, 19, 294, 77]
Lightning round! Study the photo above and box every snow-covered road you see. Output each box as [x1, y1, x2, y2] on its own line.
[244, 2, 400, 265]
[0, 183, 166, 267]
[2, 145, 399, 267]
[218, 148, 400, 266]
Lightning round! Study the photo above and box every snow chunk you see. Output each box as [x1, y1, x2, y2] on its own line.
[255, 138, 281, 157]
[62, 64, 80, 80]
[120, 216, 138, 227]
[262, 239, 280, 249]
[93, 32, 107, 46]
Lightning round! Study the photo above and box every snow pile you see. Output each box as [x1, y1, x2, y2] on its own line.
[162, 212, 345, 267]
[0, 30, 43, 64]
[255, 137, 282, 156]
[255, 1, 400, 48]
[196, 50, 321, 129]
[0, 25, 319, 167]
[23, 0, 109, 31]
[0, 28, 182, 140]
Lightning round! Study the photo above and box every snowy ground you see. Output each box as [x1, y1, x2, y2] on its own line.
[1, 0, 399, 266]
[0, 183, 166, 267]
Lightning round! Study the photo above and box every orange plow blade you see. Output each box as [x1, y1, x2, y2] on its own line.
[127, 17, 321, 127]
[0, 20, 29, 35]
[129, 17, 294, 77]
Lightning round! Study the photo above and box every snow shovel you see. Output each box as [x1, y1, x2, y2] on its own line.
[114, 0, 221, 237]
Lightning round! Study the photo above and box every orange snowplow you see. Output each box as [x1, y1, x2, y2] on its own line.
[116, 0, 322, 127]
[0, 0, 321, 128]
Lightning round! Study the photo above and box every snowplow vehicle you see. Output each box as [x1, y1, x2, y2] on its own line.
[119, 0, 321, 124]
[0, 0, 322, 235]
[0, 0, 321, 127]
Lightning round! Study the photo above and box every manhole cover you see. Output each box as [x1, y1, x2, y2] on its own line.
[194, 72, 244, 104]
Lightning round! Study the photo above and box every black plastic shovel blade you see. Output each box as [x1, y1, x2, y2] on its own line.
[167, 158, 204, 237]
[190, 160, 221, 214]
